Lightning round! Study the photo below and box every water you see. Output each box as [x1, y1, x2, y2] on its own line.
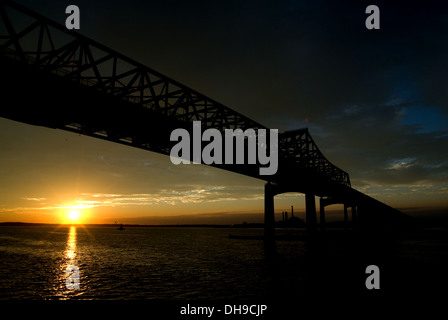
[0, 226, 273, 300]
[1, 225, 448, 302]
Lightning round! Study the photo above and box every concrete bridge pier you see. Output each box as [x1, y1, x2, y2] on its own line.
[344, 204, 349, 230]
[264, 182, 275, 239]
[319, 198, 326, 231]
[305, 193, 317, 232]
[351, 205, 357, 227]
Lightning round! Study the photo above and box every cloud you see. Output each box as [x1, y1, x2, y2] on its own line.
[22, 197, 47, 201]
[79, 185, 264, 208]
[301, 99, 448, 189]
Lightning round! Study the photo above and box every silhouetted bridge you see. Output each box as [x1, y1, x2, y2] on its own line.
[0, 1, 409, 236]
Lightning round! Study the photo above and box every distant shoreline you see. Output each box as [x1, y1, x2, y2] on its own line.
[2, 216, 448, 228]
[0, 221, 341, 228]
[0, 221, 261, 228]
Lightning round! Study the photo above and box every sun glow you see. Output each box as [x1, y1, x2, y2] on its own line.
[62, 204, 87, 224]
[68, 209, 80, 221]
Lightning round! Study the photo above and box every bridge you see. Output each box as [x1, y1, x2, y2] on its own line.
[0, 0, 409, 236]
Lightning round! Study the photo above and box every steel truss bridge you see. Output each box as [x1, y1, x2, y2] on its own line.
[0, 0, 409, 236]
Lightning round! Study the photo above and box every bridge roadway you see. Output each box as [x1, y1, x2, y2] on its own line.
[0, 0, 409, 236]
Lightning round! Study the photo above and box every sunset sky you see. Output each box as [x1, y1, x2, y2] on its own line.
[1, 0, 447, 224]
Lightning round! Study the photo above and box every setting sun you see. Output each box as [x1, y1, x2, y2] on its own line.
[68, 210, 80, 222]
[61, 204, 88, 224]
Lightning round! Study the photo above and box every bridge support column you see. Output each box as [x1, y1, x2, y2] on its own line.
[264, 183, 275, 239]
[319, 198, 325, 230]
[344, 204, 348, 230]
[352, 206, 357, 228]
[305, 193, 317, 232]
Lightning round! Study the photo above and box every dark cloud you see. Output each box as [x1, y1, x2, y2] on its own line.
[313, 103, 448, 187]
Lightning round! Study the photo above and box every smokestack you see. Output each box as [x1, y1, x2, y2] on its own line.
[291, 206, 294, 218]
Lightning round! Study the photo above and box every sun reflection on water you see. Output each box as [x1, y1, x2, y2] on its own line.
[55, 225, 82, 297]
[65, 226, 77, 263]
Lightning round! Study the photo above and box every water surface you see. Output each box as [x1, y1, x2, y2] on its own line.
[1, 225, 447, 301]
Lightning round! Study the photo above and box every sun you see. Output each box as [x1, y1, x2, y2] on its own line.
[62, 205, 85, 224]
[68, 209, 80, 222]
